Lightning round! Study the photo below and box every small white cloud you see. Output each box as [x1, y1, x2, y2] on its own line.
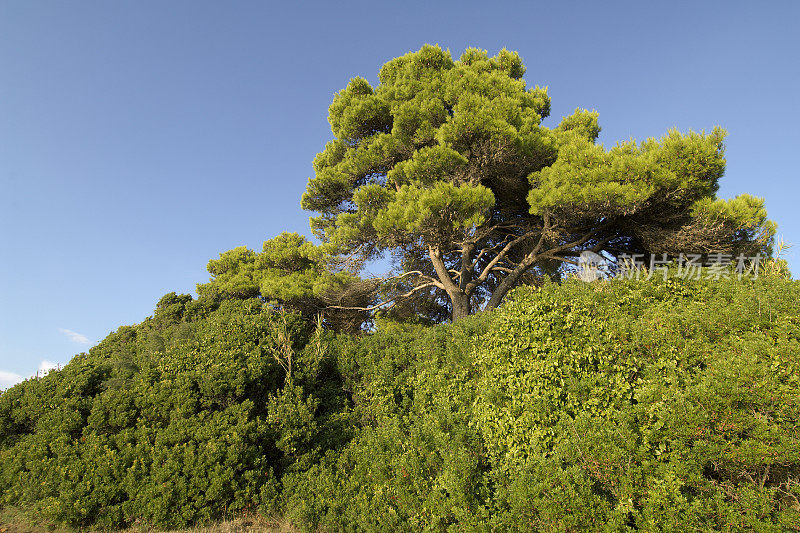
[38, 360, 60, 375]
[0, 370, 24, 389]
[59, 328, 92, 345]
[0, 361, 65, 389]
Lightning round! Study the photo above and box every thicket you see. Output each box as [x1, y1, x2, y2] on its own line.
[1, 272, 798, 531]
[0, 296, 350, 528]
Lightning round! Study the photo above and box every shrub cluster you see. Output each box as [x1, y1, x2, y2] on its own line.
[0, 296, 349, 528]
[473, 275, 800, 530]
[1, 274, 798, 531]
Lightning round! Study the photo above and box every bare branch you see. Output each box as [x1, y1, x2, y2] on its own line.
[551, 255, 579, 266]
[483, 219, 609, 310]
[326, 282, 439, 312]
[465, 215, 553, 293]
[470, 233, 515, 270]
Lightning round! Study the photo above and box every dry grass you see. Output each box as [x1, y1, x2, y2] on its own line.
[0, 507, 71, 533]
[161, 515, 298, 533]
[0, 508, 300, 533]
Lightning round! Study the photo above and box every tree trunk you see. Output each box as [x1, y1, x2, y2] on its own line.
[428, 245, 472, 322]
[450, 291, 471, 322]
[484, 254, 538, 311]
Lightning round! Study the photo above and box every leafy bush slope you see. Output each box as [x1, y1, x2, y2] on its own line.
[1, 274, 798, 531]
[0, 296, 348, 528]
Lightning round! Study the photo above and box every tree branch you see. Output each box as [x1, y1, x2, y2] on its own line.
[326, 281, 440, 312]
[483, 220, 608, 310]
[465, 214, 552, 294]
[428, 246, 461, 296]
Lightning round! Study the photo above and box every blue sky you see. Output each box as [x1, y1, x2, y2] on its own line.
[1, 1, 798, 387]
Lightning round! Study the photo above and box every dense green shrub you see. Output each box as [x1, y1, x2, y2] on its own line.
[277, 273, 799, 531]
[0, 296, 345, 528]
[1, 273, 798, 531]
[475, 274, 800, 531]
[281, 317, 493, 531]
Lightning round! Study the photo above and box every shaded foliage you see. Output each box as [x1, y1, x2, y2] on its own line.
[0, 297, 350, 529]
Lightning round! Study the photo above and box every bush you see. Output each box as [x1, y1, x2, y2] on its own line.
[281, 316, 493, 531]
[0, 297, 342, 528]
[2, 273, 798, 531]
[474, 274, 800, 531]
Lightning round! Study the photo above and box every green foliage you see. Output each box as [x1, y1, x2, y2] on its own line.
[2, 266, 797, 531]
[198, 232, 348, 306]
[301, 45, 776, 321]
[474, 275, 800, 530]
[277, 274, 799, 531]
[280, 317, 493, 531]
[370, 181, 495, 239]
[197, 232, 369, 332]
[302, 44, 551, 250]
[474, 280, 644, 464]
[0, 296, 347, 529]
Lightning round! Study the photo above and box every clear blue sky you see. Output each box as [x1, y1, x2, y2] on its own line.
[1, 1, 798, 387]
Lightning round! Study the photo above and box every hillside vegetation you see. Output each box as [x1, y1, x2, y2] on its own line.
[1, 272, 798, 531]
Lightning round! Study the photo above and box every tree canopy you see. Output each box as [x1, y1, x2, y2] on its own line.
[301, 44, 775, 321]
[197, 232, 369, 332]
